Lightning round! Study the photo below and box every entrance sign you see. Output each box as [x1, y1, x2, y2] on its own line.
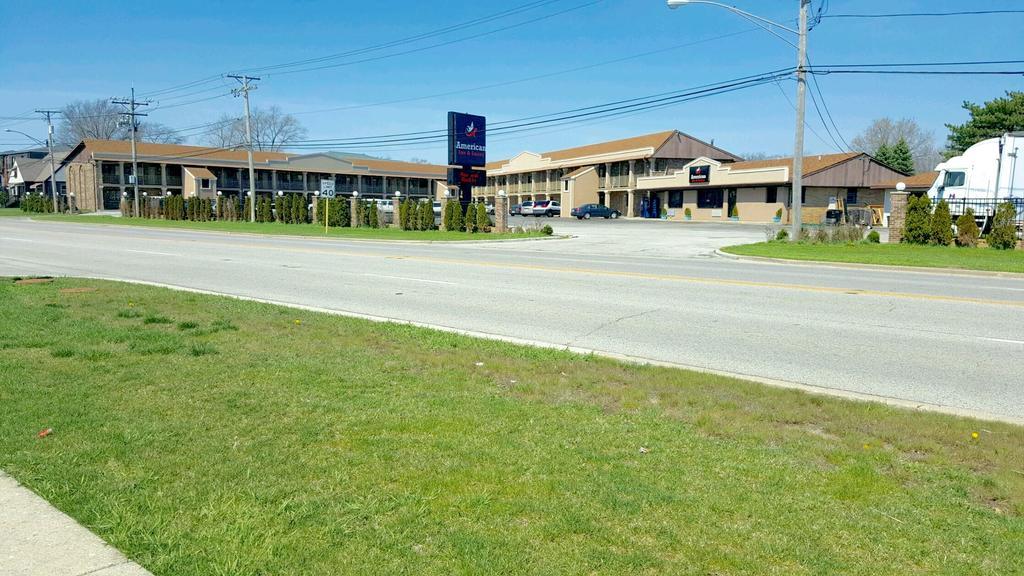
[689, 165, 710, 185]
[320, 179, 336, 198]
[448, 112, 486, 167]
[447, 167, 486, 188]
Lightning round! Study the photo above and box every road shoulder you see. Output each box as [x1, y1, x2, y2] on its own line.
[716, 248, 1024, 279]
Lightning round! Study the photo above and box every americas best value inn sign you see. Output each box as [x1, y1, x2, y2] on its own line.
[448, 112, 486, 168]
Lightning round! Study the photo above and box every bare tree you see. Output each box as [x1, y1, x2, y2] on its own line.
[850, 117, 942, 174]
[56, 99, 184, 147]
[206, 106, 306, 151]
[737, 152, 786, 161]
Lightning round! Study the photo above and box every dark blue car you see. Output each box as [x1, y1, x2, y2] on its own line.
[571, 203, 620, 220]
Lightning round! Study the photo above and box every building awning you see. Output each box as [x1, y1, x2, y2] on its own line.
[183, 166, 216, 179]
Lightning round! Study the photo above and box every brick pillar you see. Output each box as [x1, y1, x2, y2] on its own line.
[350, 196, 361, 227]
[888, 191, 908, 244]
[495, 195, 509, 233]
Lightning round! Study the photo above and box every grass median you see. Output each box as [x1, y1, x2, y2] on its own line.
[0, 208, 25, 217]
[723, 241, 1024, 274]
[1, 278, 1021, 575]
[32, 214, 546, 241]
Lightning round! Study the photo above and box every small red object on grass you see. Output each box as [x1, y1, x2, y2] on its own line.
[38, 428, 53, 438]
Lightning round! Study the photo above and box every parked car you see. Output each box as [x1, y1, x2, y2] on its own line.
[519, 200, 536, 216]
[510, 203, 523, 216]
[486, 203, 495, 215]
[533, 200, 561, 217]
[371, 199, 394, 213]
[571, 203, 621, 219]
[432, 201, 442, 215]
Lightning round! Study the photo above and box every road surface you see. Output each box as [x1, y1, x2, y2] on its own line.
[2, 216, 1022, 422]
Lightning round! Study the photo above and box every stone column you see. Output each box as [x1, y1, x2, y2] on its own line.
[627, 190, 636, 218]
[604, 162, 612, 190]
[888, 191, 908, 244]
[160, 162, 167, 195]
[629, 160, 636, 187]
[495, 195, 509, 233]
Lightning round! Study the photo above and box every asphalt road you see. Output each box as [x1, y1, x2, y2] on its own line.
[3, 216, 1023, 422]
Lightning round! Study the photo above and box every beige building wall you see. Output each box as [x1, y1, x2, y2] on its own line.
[563, 168, 599, 216]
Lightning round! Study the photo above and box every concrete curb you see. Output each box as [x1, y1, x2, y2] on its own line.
[714, 248, 1024, 279]
[80, 276, 1024, 427]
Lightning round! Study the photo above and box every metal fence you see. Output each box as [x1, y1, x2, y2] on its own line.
[940, 197, 1024, 225]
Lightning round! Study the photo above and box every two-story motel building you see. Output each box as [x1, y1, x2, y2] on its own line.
[63, 140, 449, 213]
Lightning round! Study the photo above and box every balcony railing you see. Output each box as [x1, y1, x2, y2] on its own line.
[220, 179, 241, 189]
[102, 174, 121, 184]
[278, 181, 305, 191]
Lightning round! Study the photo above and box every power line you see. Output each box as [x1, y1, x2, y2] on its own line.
[263, 0, 605, 77]
[813, 59, 1024, 68]
[771, 80, 840, 151]
[823, 9, 1024, 19]
[804, 54, 850, 150]
[810, 69, 1024, 76]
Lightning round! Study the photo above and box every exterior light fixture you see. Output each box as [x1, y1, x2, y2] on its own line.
[896, 182, 907, 192]
[352, 190, 359, 197]
[498, 189, 507, 197]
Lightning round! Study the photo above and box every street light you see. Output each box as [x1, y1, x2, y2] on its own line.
[667, 0, 810, 240]
[5, 129, 60, 213]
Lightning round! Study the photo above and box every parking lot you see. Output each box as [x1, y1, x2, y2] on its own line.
[506, 215, 766, 259]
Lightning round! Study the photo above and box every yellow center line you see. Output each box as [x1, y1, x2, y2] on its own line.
[20, 221, 1024, 309]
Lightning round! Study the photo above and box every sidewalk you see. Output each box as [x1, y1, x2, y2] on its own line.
[0, 471, 153, 576]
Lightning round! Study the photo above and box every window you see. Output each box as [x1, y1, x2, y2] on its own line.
[766, 186, 778, 203]
[200, 178, 211, 189]
[668, 190, 684, 208]
[943, 171, 966, 187]
[697, 189, 723, 209]
[846, 188, 858, 205]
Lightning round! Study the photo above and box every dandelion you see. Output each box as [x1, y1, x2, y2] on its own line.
[294, 319, 302, 325]
[863, 443, 870, 450]
[971, 431, 979, 440]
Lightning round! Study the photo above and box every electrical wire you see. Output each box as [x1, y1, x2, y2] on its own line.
[823, 10, 1024, 19]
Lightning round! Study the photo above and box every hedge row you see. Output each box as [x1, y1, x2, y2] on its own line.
[904, 197, 1017, 249]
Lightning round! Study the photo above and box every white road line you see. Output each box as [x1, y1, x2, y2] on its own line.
[979, 337, 1024, 345]
[125, 249, 176, 257]
[362, 273, 456, 286]
[0, 237, 33, 242]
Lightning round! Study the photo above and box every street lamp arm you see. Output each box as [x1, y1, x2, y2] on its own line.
[667, 1, 800, 42]
[4, 129, 46, 147]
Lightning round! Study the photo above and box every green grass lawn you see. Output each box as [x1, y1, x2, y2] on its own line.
[723, 241, 1024, 273]
[1, 278, 1021, 575]
[32, 214, 546, 241]
[0, 207, 26, 217]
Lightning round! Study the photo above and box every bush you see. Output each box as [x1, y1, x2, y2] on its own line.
[0, 188, 8, 207]
[902, 194, 932, 244]
[813, 227, 829, 244]
[987, 202, 1019, 250]
[465, 203, 477, 233]
[242, 196, 252, 222]
[541, 224, 553, 236]
[367, 201, 379, 228]
[775, 207, 783, 220]
[866, 230, 880, 243]
[419, 201, 434, 231]
[930, 200, 953, 246]
[730, 204, 739, 219]
[476, 202, 490, 232]
[452, 202, 464, 232]
[684, 207, 692, 218]
[955, 209, 980, 247]
[775, 228, 789, 242]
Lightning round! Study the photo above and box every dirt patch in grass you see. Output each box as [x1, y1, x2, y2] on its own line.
[13, 277, 54, 285]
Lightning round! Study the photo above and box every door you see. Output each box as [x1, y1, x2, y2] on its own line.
[727, 188, 737, 217]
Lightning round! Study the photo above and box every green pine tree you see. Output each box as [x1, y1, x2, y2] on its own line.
[902, 194, 932, 245]
[930, 200, 953, 245]
[476, 202, 490, 232]
[452, 202, 464, 232]
[987, 202, 1019, 250]
[890, 138, 915, 174]
[874, 143, 894, 168]
[946, 91, 1024, 156]
[464, 203, 476, 233]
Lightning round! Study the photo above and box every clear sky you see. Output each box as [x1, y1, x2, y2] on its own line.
[2, 0, 1022, 164]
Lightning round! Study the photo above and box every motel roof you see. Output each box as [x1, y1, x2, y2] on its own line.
[485, 130, 742, 173]
[63, 140, 447, 178]
[871, 171, 940, 190]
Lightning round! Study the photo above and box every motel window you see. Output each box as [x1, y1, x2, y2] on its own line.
[201, 178, 210, 189]
[766, 186, 778, 203]
[846, 188, 858, 205]
[697, 189, 723, 209]
[668, 190, 684, 208]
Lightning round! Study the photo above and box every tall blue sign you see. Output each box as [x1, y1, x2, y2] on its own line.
[448, 112, 486, 168]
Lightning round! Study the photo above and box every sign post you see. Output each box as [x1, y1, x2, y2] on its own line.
[448, 112, 487, 213]
[320, 179, 336, 233]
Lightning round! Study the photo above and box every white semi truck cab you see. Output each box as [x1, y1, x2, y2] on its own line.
[928, 132, 1023, 230]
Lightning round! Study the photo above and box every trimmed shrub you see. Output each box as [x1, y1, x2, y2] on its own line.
[443, 201, 455, 231]
[730, 204, 739, 219]
[930, 200, 953, 246]
[464, 203, 476, 233]
[775, 207, 783, 220]
[987, 202, 1019, 250]
[902, 194, 932, 245]
[452, 202, 464, 232]
[541, 224, 553, 236]
[955, 209, 980, 247]
[418, 201, 433, 231]
[684, 207, 692, 218]
[866, 230, 880, 243]
[368, 201, 379, 228]
[775, 228, 789, 241]
[476, 202, 490, 232]
[243, 196, 252, 222]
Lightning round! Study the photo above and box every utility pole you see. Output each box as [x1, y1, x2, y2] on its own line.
[228, 75, 260, 223]
[35, 109, 61, 213]
[112, 87, 150, 217]
[790, 0, 810, 240]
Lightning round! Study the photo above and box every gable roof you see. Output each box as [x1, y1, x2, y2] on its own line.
[727, 152, 862, 176]
[11, 153, 67, 183]
[485, 130, 739, 171]
[72, 139, 289, 164]
[183, 166, 216, 179]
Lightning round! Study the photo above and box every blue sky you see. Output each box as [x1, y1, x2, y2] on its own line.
[2, 0, 1022, 163]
